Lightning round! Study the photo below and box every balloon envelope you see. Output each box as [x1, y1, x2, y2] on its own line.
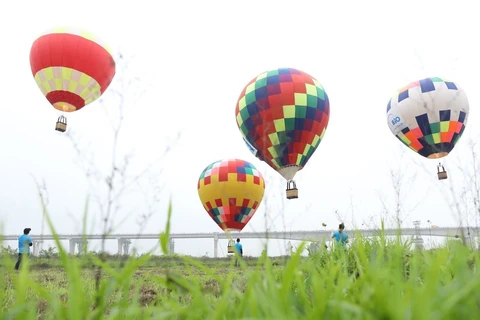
[242, 136, 261, 159]
[197, 159, 265, 232]
[30, 27, 116, 113]
[235, 68, 330, 181]
[386, 77, 469, 159]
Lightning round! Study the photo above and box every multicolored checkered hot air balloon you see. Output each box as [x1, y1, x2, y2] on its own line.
[235, 68, 330, 200]
[30, 27, 116, 133]
[386, 77, 469, 180]
[197, 159, 265, 232]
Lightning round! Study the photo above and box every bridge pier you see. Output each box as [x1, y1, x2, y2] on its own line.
[77, 240, 88, 254]
[123, 239, 131, 255]
[308, 242, 320, 255]
[169, 238, 175, 255]
[287, 241, 293, 255]
[117, 239, 122, 255]
[463, 234, 474, 249]
[117, 238, 132, 255]
[213, 233, 218, 258]
[69, 239, 76, 255]
[33, 240, 43, 256]
[68, 239, 88, 255]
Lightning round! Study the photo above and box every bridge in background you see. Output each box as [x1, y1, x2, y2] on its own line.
[1, 224, 478, 257]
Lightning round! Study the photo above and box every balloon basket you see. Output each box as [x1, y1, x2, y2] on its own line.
[437, 163, 448, 180]
[55, 115, 67, 133]
[227, 239, 235, 254]
[286, 180, 298, 200]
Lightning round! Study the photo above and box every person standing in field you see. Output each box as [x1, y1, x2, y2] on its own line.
[234, 238, 243, 266]
[332, 223, 348, 248]
[15, 228, 33, 270]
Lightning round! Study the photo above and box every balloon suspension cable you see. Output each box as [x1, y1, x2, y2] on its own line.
[57, 115, 67, 124]
[287, 180, 296, 189]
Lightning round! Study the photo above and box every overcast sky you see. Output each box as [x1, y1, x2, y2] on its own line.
[1, 0, 479, 256]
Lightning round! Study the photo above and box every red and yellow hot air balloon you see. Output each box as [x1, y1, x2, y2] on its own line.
[197, 159, 265, 232]
[30, 27, 116, 132]
[235, 68, 330, 199]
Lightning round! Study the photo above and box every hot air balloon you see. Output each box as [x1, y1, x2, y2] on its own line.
[30, 27, 116, 132]
[242, 136, 261, 160]
[235, 68, 330, 199]
[197, 159, 265, 232]
[386, 77, 469, 180]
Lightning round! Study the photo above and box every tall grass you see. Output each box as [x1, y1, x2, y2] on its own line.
[1, 201, 479, 319]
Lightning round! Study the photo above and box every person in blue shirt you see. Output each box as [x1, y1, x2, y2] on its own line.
[234, 238, 243, 266]
[332, 223, 348, 248]
[15, 228, 33, 270]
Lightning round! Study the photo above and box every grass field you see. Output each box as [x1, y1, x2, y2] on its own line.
[2, 201, 479, 319]
[1, 230, 479, 320]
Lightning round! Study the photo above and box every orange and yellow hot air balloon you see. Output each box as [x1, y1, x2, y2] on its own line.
[30, 27, 116, 132]
[197, 159, 265, 232]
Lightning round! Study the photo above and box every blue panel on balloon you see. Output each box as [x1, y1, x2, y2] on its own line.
[398, 90, 409, 103]
[420, 78, 435, 93]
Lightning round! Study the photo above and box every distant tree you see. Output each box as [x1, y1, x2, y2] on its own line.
[0, 245, 17, 257]
[39, 246, 58, 259]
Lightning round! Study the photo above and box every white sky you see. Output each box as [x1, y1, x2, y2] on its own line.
[1, 0, 479, 256]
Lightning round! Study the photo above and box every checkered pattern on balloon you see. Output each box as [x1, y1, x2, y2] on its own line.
[197, 159, 265, 232]
[386, 77, 469, 180]
[235, 68, 330, 199]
